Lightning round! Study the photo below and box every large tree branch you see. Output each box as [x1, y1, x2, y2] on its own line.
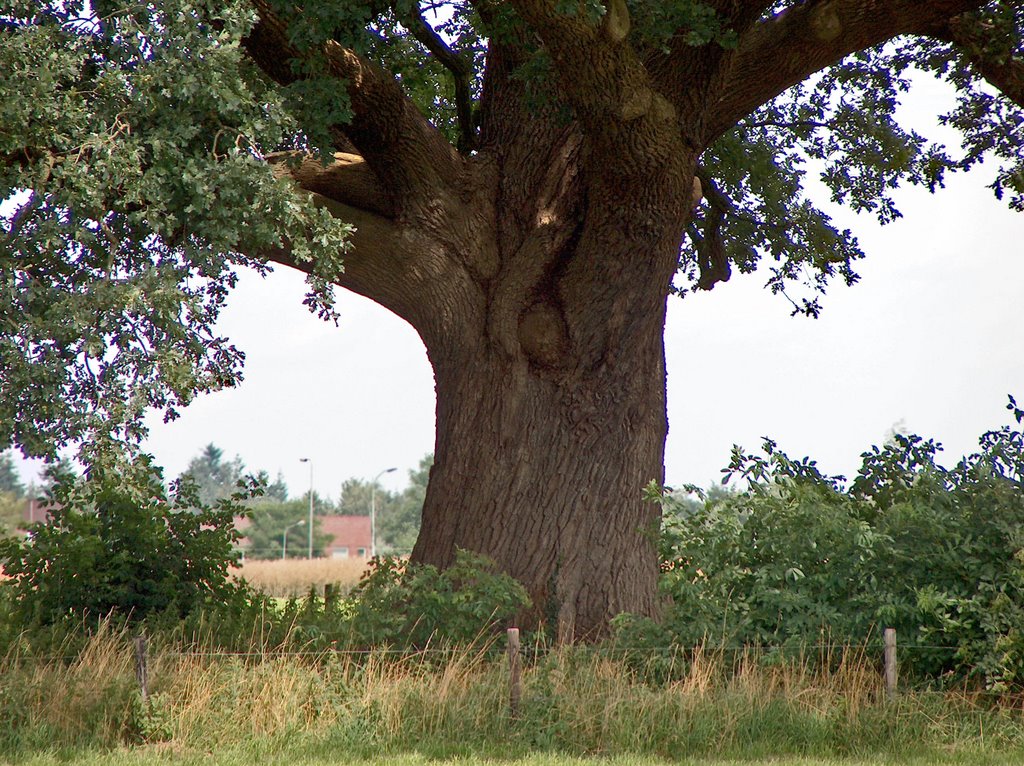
[403, 4, 478, 152]
[264, 155, 405, 311]
[504, 0, 685, 172]
[264, 151, 485, 350]
[692, 167, 733, 291]
[244, 0, 464, 210]
[269, 196, 407, 314]
[935, 14, 1024, 108]
[265, 151, 395, 218]
[467, 2, 549, 154]
[704, 0, 987, 145]
[640, 3, 779, 145]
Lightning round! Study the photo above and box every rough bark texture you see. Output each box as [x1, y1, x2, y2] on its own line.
[413, 139, 693, 639]
[242, 0, 1006, 639]
[419, 309, 670, 639]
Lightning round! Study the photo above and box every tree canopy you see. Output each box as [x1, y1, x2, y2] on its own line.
[2, 1, 1021, 463]
[178, 443, 246, 505]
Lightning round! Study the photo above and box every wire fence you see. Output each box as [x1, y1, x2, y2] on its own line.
[0, 640, 986, 661]
[6, 628, 1024, 701]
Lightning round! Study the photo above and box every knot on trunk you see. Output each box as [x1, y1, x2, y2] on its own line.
[518, 303, 570, 368]
[620, 88, 677, 124]
[810, 2, 842, 41]
[602, 0, 630, 43]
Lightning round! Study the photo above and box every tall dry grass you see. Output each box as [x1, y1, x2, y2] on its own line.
[0, 622, 139, 750]
[4, 627, 1023, 759]
[231, 557, 369, 597]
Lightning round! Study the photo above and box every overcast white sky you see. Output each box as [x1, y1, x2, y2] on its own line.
[11, 76, 1024, 501]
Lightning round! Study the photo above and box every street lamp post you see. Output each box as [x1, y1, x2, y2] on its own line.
[282, 519, 306, 560]
[371, 467, 397, 558]
[299, 458, 314, 559]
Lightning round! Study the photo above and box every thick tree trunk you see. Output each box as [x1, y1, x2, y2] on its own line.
[412, 314, 669, 641]
[409, 139, 692, 640]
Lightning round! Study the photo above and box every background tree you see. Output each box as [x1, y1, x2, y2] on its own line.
[336, 478, 395, 520]
[256, 470, 290, 502]
[0, 492, 23, 539]
[0, 451, 25, 536]
[335, 476, 396, 553]
[0, 451, 25, 497]
[178, 444, 245, 506]
[39, 458, 77, 496]
[376, 455, 431, 555]
[243, 497, 333, 559]
[3, 1, 1022, 637]
[333, 457, 430, 555]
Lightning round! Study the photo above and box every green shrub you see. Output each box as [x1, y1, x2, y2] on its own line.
[0, 452, 258, 626]
[623, 396, 1024, 688]
[333, 549, 531, 649]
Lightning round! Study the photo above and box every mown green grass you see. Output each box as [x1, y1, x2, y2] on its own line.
[7, 742, 1024, 766]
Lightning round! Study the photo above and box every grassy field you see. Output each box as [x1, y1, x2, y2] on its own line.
[230, 556, 369, 597]
[2, 626, 1023, 765]
[9, 746, 1024, 766]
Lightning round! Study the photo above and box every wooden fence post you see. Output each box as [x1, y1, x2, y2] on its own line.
[507, 627, 522, 718]
[883, 627, 897, 698]
[134, 635, 149, 705]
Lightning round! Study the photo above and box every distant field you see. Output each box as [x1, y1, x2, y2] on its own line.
[231, 556, 369, 597]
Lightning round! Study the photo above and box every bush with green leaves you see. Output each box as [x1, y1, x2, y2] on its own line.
[0, 452, 259, 626]
[322, 550, 531, 650]
[619, 397, 1024, 688]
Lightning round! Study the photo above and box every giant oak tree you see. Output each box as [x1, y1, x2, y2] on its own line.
[2, 0, 1023, 637]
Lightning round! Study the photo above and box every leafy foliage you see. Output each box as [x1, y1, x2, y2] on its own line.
[334, 550, 530, 649]
[896, 5, 1024, 210]
[628, 0, 737, 51]
[678, 32, 1022, 315]
[1, 1, 351, 460]
[0, 452, 258, 624]
[619, 397, 1024, 688]
[119, 548, 531, 652]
